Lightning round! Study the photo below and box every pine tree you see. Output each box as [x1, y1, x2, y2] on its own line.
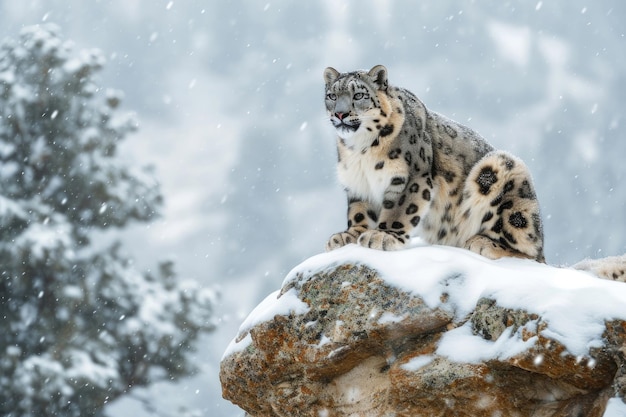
[0, 24, 215, 416]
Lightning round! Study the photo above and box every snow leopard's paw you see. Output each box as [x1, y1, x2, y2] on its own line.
[358, 230, 407, 251]
[325, 227, 366, 251]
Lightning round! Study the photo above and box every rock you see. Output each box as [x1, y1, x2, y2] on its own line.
[220, 247, 626, 417]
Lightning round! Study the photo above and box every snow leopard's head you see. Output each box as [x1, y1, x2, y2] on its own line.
[323, 65, 388, 143]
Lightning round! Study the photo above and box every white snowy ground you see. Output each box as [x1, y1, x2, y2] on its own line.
[224, 240, 626, 416]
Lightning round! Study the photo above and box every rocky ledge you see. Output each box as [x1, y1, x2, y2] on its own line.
[220, 245, 626, 417]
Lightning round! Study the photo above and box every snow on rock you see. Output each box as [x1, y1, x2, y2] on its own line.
[222, 288, 309, 360]
[221, 243, 626, 416]
[605, 398, 626, 417]
[284, 242, 626, 357]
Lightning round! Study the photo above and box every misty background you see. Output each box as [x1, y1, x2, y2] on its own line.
[1, 1, 624, 415]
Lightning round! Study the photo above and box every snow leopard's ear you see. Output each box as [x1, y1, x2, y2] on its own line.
[368, 65, 388, 91]
[324, 67, 340, 86]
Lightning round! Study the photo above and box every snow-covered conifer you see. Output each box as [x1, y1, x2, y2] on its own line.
[0, 24, 215, 417]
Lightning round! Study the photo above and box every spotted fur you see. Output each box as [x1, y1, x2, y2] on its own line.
[324, 65, 545, 262]
[573, 255, 626, 282]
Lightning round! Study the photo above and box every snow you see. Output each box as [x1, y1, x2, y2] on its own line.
[401, 355, 434, 372]
[14, 218, 74, 260]
[224, 241, 626, 367]
[65, 349, 120, 388]
[605, 398, 626, 417]
[278, 241, 626, 359]
[317, 334, 332, 347]
[224, 242, 626, 412]
[437, 321, 537, 364]
[377, 312, 406, 325]
[0, 194, 25, 217]
[4, 3, 626, 416]
[222, 288, 309, 359]
[223, 333, 252, 359]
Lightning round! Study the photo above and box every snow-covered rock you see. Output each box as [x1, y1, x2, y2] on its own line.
[220, 243, 626, 416]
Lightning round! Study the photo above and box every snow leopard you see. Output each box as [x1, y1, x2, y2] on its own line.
[323, 65, 545, 262]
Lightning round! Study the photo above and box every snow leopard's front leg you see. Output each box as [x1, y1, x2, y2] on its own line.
[326, 198, 376, 251]
[358, 174, 435, 251]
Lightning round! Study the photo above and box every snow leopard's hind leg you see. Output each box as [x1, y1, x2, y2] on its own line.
[459, 151, 545, 262]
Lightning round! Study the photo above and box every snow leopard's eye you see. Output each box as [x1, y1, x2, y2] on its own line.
[353, 92, 369, 100]
[326, 93, 337, 101]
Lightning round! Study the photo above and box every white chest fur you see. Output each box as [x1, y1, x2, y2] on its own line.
[336, 142, 407, 209]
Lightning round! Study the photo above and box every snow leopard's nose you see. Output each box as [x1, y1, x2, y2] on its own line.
[335, 112, 345, 120]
